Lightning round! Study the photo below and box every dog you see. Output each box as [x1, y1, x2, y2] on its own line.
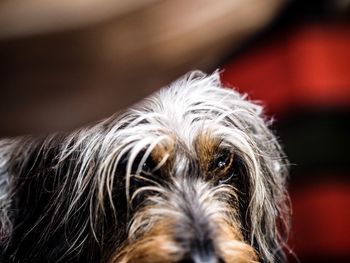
[0, 71, 290, 263]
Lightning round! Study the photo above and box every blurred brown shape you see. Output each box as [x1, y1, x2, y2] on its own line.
[0, 0, 286, 136]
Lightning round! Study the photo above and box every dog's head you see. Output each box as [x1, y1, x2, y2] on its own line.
[0, 71, 289, 263]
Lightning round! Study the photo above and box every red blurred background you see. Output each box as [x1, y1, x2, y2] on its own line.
[221, 17, 350, 263]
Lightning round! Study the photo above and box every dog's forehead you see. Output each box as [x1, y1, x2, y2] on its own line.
[128, 87, 233, 139]
[146, 131, 222, 179]
[126, 103, 228, 168]
[150, 131, 220, 158]
[117, 76, 261, 168]
[124, 85, 237, 138]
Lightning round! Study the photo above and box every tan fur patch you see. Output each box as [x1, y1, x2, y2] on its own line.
[151, 140, 174, 166]
[195, 132, 235, 182]
[109, 218, 183, 263]
[215, 218, 259, 263]
[195, 132, 220, 174]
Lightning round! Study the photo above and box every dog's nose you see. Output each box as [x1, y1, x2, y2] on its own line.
[179, 259, 224, 263]
[178, 252, 224, 263]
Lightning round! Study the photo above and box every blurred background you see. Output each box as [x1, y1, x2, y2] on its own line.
[221, 1, 350, 262]
[1, 0, 349, 262]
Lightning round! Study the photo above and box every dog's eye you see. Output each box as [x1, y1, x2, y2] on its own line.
[141, 159, 154, 174]
[214, 154, 230, 170]
[211, 150, 239, 185]
[212, 150, 233, 171]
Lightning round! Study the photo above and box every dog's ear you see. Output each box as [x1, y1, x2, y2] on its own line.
[0, 136, 67, 251]
[0, 137, 49, 251]
[0, 135, 117, 261]
[222, 88, 290, 263]
[251, 106, 289, 263]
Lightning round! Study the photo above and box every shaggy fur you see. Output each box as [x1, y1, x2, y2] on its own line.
[0, 71, 290, 263]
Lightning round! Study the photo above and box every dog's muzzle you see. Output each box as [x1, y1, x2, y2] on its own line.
[112, 179, 258, 263]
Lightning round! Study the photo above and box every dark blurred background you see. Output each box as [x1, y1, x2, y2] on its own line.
[221, 1, 350, 262]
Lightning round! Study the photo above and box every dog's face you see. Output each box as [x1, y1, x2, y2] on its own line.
[114, 132, 257, 263]
[0, 71, 289, 263]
